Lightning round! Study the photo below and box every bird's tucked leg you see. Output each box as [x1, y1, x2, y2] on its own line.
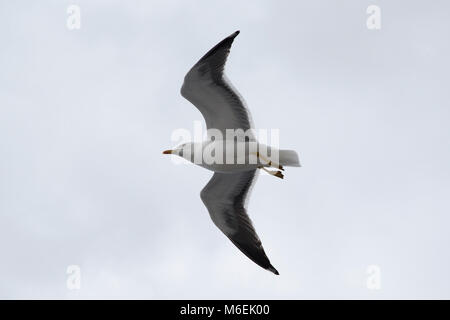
[255, 152, 284, 171]
[259, 166, 284, 179]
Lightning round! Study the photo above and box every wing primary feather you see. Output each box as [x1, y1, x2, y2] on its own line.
[195, 30, 240, 64]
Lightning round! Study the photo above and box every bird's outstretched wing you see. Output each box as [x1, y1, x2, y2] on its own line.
[200, 170, 279, 274]
[180, 31, 255, 141]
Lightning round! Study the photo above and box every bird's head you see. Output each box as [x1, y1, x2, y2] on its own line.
[162, 142, 194, 160]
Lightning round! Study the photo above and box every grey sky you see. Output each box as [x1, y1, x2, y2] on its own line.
[1, 0, 450, 299]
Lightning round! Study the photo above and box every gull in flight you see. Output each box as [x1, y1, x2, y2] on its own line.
[163, 31, 300, 275]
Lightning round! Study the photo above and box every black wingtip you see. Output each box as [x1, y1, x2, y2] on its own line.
[229, 30, 240, 39]
[195, 31, 241, 64]
[268, 265, 279, 275]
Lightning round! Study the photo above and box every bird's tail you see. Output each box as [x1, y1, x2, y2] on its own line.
[279, 149, 301, 167]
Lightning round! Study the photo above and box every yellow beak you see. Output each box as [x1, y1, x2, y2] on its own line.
[162, 150, 173, 154]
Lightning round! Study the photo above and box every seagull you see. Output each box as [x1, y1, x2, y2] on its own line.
[163, 31, 300, 275]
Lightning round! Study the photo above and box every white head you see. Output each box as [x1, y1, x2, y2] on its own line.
[162, 142, 198, 161]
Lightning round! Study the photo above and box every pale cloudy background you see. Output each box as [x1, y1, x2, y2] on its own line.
[1, 0, 449, 299]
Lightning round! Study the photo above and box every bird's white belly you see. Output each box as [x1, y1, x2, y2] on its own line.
[195, 140, 275, 173]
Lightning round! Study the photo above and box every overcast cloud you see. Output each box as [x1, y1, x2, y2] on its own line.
[1, 0, 450, 299]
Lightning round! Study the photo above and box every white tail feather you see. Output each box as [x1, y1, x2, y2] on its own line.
[279, 150, 300, 167]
